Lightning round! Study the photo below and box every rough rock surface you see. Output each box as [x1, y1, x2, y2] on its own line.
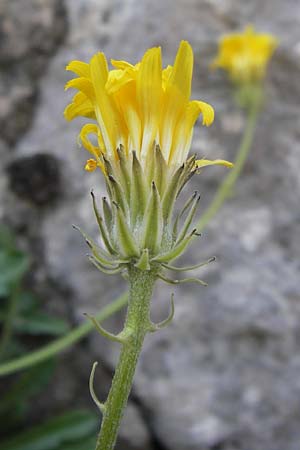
[1, 0, 300, 449]
[0, 0, 67, 144]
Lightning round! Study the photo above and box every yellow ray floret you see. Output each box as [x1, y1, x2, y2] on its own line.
[64, 41, 231, 173]
[212, 25, 278, 82]
[195, 159, 234, 169]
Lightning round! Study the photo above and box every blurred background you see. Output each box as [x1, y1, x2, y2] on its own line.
[0, 0, 299, 449]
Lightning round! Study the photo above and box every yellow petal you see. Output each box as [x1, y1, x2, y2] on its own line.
[105, 69, 134, 94]
[78, 123, 102, 158]
[112, 81, 141, 153]
[160, 41, 193, 160]
[64, 91, 95, 121]
[195, 159, 234, 169]
[169, 40, 193, 100]
[167, 100, 214, 165]
[137, 47, 162, 159]
[111, 59, 135, 71]
[89, 52, 124, 156]
[188, 100, 215, 127]
[162, 65, 172, 90]
[66, 61, 90, 78]
[64, 77, 94, 100]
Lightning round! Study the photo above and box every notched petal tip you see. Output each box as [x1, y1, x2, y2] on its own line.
[202, 105, 215, 126]
[65, 60, 90, 78]
[194, 101, 215, 126]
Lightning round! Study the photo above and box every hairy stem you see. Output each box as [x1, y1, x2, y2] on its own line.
[95, 266, 156, 450]
[197, 102, 259, 232]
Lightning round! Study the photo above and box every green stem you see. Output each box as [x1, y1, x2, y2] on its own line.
[0, 292, 128, 377]
[0, 283, 20, 360]
[196, 102, 259, 232]
[95, 266, 156, 450]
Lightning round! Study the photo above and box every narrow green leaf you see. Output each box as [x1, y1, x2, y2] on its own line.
[172, 191, 197, 240]
[140, 182, 163, 254]
[107, 175, 128, 215]
[114, 202, 140, 257]
[176, 194, 200, 243]
[102, 197, 112, 233]
[102, 155, 114, 178]
[152, 230, 196, 263]
[0, 410, 98, 450]
[161, 164, 184, 222]
[154, 145, 167, 196]
[72, 224, 116, 265]
[176, 155, 196, 196]
[89, 256, 122, 275]
[14, 313, 70, 336]
[90, 191, 117, 255]
[116, 145, 131, 201]
[130, 151, 147, 225]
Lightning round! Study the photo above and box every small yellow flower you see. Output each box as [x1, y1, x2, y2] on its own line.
[212, 25, 278, 83]
[65, 41, 230, 174]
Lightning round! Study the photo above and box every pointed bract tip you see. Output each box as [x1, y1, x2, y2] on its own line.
[108, 174, 116, 183]
[85, 239, 92, 249]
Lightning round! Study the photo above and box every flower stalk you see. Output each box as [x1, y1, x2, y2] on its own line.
[0, 293, 128, 377]
[197, 95, 260, 232]
[95, 266, 157, 450]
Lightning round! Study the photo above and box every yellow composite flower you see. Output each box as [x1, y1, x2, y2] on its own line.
[212, 25, 278, 83]
[64, 41, 232, 174]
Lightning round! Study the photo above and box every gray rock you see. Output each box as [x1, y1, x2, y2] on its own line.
[0, 0, 67, 144]
[117, 402, 154, 450]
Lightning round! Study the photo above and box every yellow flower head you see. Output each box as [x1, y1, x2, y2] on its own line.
[212, 26, 278, 83]
[64, 41, 232, 173]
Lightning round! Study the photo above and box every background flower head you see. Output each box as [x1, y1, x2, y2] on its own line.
[212, 25, 278, 83]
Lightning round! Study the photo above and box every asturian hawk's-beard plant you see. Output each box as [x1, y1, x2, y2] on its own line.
[65, 41, 232, 271]
[64, 41, 232, 450]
